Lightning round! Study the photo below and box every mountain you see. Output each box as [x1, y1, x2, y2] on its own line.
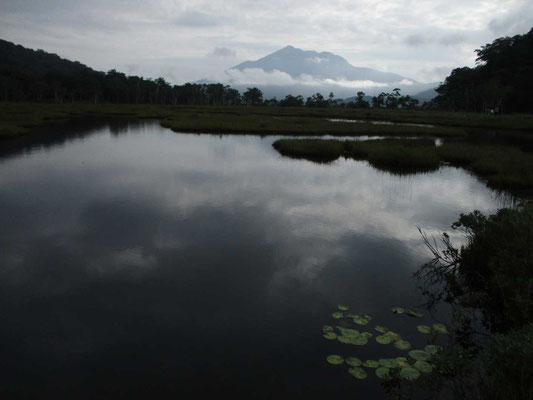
[232, 45, 405, 83]
[413, 87, 439, 101]
[223, 45, 438, 99]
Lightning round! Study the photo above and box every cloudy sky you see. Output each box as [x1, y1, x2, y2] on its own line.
[1, 0, 532, 84]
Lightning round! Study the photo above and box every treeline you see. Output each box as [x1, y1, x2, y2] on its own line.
[433, 27, 533, 113]
[0, 39, 246, 105]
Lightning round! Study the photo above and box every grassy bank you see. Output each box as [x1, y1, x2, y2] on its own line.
[273, 138, 533, 195]
[273, 138, 440, 173]
[4, 102, 533, 141]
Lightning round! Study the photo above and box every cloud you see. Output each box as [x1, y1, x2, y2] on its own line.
[405, 32, 469, 47]
[308, 57, 330, 64]
[173, 11, 226, 27]
[215, 68, 394, 89]
[488, 1, 533, 36]
[210, 47, 237, 58]
[0, 0, 531, 84]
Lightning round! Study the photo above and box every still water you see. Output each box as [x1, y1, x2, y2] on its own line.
[0, 119, 504, 398]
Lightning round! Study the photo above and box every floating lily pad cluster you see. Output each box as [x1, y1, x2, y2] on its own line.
[324, 304, 447, 382]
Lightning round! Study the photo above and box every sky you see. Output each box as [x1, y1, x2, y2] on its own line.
[1, 0, 532, 85]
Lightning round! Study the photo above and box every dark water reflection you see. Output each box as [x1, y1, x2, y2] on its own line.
[0, 120, 504, 398]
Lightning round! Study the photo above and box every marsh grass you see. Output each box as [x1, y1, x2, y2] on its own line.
[11, 102, 533, 140]
[274, 137, 533, 195]
[273, 138, 441, 173]
[437, 141, 533, 192]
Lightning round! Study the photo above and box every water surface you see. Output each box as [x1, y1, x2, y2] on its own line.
[0, 119, 504, 398]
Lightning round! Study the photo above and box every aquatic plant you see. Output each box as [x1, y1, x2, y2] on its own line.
[417, 325, 431, 334]
[327, 355, 344, 365]
[346, 357, 362, 367]
[349, 367, 367, 379]
[376, 367, 392, 380]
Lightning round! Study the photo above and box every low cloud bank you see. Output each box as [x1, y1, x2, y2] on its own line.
[211, 68, 404, 89]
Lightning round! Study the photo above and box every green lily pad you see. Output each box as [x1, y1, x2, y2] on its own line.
[351, 336, 368, 345]
[353, 315, 369, 325]
[363, 360, 380, 368]
[414, 360, 433, 373]
[337, 327, 360, 337]
[433, 323, 449, 334]
[408, 350, 431, 361]
[323, 325, 334, 333]
[376, 335, 392, 344]
[338, 305, 349, 311]
[406, 309, 423, 318]
[375, 325, 389, 333]
[348, 367, 367, 379]
[323, 332, 337, 340]
[361, 332, 373, 339]
[332, 312, 343, 319]
[375, 367, 392, 380]
[400, 367, 420, 381]
[394, 340, 411, 350]
[361, 313, 372, 321]
[385, 331, 401, 341]
[392, 307, 405, 314]
[338, 335, 367, 345]
[417, 325, 431, 334]
[346, 357, 362, 367]
[396, 357, 409, 368]
[327, 355, 344, 365]
[379, 358, 397, 368]
[425, 345, 443, 355]
[346, 313, 357, 319]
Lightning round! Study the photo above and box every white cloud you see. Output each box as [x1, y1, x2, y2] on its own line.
[0, 0, 531, 84]
[215, 68, 391, 89]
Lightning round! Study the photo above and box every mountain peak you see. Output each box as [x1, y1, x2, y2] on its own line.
[231, 46, 404, 84]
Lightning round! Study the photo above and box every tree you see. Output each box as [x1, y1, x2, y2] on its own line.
[243, 87, 263, 105]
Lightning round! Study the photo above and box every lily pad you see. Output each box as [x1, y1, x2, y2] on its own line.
[414, 360, 433, 373]
[361, 332, 373, 339]
[353, 315, 369, 325]
[433, 323, 449, 335]
[417, 325, 431, 334]
[327, 355, 344, 365]
[394, 340, 411, 350]
[396, 357, 409, 368]
[400, 366, 420, 381]
[337, 327, 360, 337]
[425, 345, 443, 355]
[348, 367, 367, 379]
[408, 350, 431, 361]
[323, 332, 337, 340]
[363, 360, 380, 368]
[361, 313, 372, 321]
[392, 307, 405, 314]
[346, 357, 362, 367]
[376, 335, 392, 344]
[375, 367, 392, 380]
[406, 309, 423, 318]
[332, 312, 343, 319]
[338, 335, 367, 345]
[379, 358, 397, 368]
[323, 325, 334, 333]
[338, 305, 349, 311]
[385, 331, 401, 341]
[375, 325, 389, 333]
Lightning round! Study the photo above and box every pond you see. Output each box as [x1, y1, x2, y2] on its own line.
[0, 119, 506, 398]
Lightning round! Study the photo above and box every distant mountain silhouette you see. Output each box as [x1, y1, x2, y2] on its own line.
[225, 45, 438, 98]
[232, 45, 406, 83]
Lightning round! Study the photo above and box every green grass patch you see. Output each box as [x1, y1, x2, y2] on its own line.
[273, 138, 441, 174]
